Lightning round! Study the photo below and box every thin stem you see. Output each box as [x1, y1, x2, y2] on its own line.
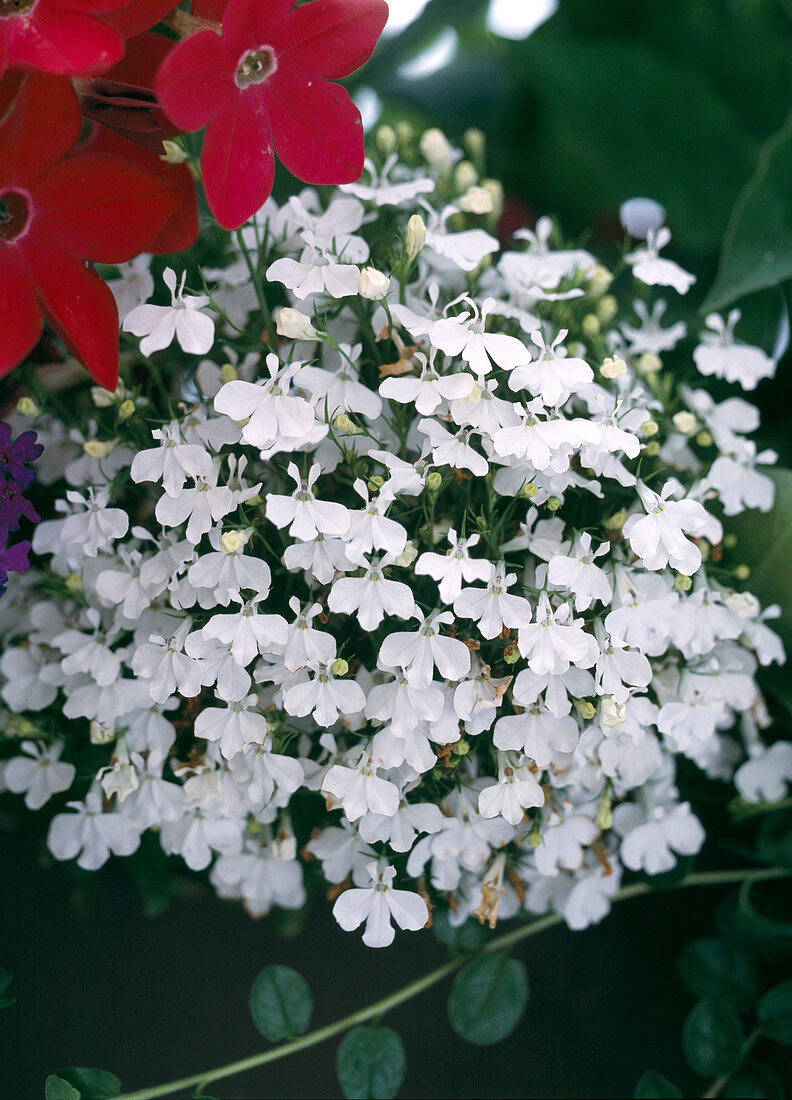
[113, 866, 789, 1100]
[235, 230, 275, 347]
[701, 1027, 761, 1099]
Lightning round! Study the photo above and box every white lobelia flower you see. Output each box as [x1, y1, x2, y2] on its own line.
[619, 197, 666, 239]
[4, 740, 75, 810]
[478, 754, 545, 825]
[734, 741, 792, 803]
[516, 593, 598, 675]
[613, 799, 705, 875]
[47, 788, 141, 870]
[296, 347, 383, 421]
[343, 479, 407, 566]
[266, 241, 361, 300]
[187, 527, 272, 606]
[332, 860, 429, 947]
[358, 799, 443, 853]
[426, 297, 531, 377]
[282, 597, 336, 673]
[493, 704, 580, 766]
[417, 418, 488, 477]
[621, 299, 687, 355]
[160, 805, 243, 871]
[623, 480, 721, 576]
[130, 422, 213, 499]
[123, 267, 215, 356]
[108, 254, 154, 321]
[694, 311, 776, 390]
[625, 227, 695, 294]
[415, 528, 491, 605]
[283, 662, 366, 728]
[283, 530, 354, 586]
[194, 695, 270, 760]
[547, 533, 613, 612]
[328, 554, 418, 632]
[214, 354, 317, 453]
[131, 619, 203, 704]
[379, 356, 475, 416]
[342, 154, 435, 207]
[60, 488, 129, 558]
[453, 562, 532, 640]
[593, 622, 652, 704]
[265, 463, 350, 541]
[202, 594, 288, 667]
[507, 329, 593, 407]
[378, 610, 472, 689]
[322, 752, 400, 821]
[155, 458, 236, 545]
[184, 630, 252, 701]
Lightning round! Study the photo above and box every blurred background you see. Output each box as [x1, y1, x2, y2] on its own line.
[4, 2, 792, 1097]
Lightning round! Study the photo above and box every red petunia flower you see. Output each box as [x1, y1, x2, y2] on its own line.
[155, 0, 389, 230]
[0, 73, 182, 388]
[0, 0, 131, 78]
[105, 0, 180, 39]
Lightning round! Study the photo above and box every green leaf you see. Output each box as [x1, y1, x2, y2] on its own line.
[45, 1078, 81, 1100]
[432, 911, 488, 953]
[52, 1070, 120, 1100]
[721, 1061, 785, 1099]
[336, 1026, 406, 1100]
[634, 1069, 683, 1097]
[735, 880, 792, 947]
[757, 811, 792, 869]
[681, 997, 744, 1077]
[0, 966, 14, 1009]
[448, 952, 529, 1045]
[704, 112, 792, 310]
[726, 467, 792, 653]
[248, 965, 313, 1042]
[758, 980, 792, 1044]
[677, 937, 760, 1010]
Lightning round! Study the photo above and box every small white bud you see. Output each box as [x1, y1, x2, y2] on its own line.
[83, 438, 117, 459]
[619, 197, 666, 239]
[16, 396, 40, 417]
[454, 160, 478, 191]
[419, 127, 455, 170]
[358, 266, 390, 300]
[219, 529, 250, 554]
[405, 214, 426, 261]
[672, 411, 697, 435]
[275, 307, 317, 340]
[394, 539, 418, 568]
[600, 356, 627, 379]
[90, 720, 116, 746]
[117, 399, 136, 421]
[160, 139, 189, 164]
[459, 185, 493, 215]
[331, 658, 349, 677]
[376, 124, 397, 157]
[600, 696, 627, 730]
[724, 591, 761, 619]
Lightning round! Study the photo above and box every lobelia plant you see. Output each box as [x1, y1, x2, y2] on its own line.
[0, 5, 791, 1100]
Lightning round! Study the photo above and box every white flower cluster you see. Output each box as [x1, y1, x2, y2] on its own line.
[1, 133, 787, 948]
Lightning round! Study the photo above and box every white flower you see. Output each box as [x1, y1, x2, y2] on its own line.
[284, 663, 366, 727]
[214, 355, 316, 453]
[478, 755, 545, 825]
[48, 789, 141, 870]
[623, 481, 720, 576]
[123, 267, 215, 355]
[453, 562, 532, 639]
[626, 228, 695, 294]
[694, 311, 775, 390]
[378, 610, 472, 688]
[508, 329, 593, 407]
[60, 488, 128, 558]
[619, 197, 666, 239]
[130, 423, 213, 499]
[614, 800, 705, 875]
[328, 555, 418, 631]
[194, 695, 270, 760]
[132, 620, 203, 704]
[547, 533, 612, 612]
[517, 594, 598, 675]
[734, 742, 792, 803]
[322, 753, 400, 821]
[332, 861, 428, 947]
[265, 463, 350, 541]
[358, 266, 391, 299]
[4, 740, 75, 810]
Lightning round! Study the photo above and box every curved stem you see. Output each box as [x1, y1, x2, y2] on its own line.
[114, 866, 790, 1100]
[701, 1026, 760, 1098]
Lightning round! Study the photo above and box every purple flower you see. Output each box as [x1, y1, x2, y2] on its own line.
[0, 479, 40, 532]
[0, 423, 43, 491]
[0, 531, 30, 594]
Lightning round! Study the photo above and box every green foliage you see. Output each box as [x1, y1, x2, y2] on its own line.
[335, 1026, 406, 1100]
[45, 1069, 120, 1100]
[633, 1070, 683, 1098]
[705, 114, 792, 311]
[45, 1079, 81, 1100]
[447, 952, 528, 1045]
[677, 937, 760, 1010]
[0, 966, 14, 1009]
[720, 1061, 785, 1099]
[248, 965, 313, 1042]
[733, 881, 792, 950]
[758, 812, 792, 870]
[681, 997, 744, 1077]
[431, 910, 488, 953]
[757, 981, 792, 1045]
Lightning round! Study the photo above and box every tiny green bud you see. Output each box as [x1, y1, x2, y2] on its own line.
[117, 399, 136, 421]
[641, 419, 659, 437]
[597, 294, 618, 324]
[454, 160, 478, 192]
[375, 123, 397, 157]
[588, 264, 613, 297]
[220, 362, 238, 384]
[518, 481, 538, 499]
[546, 496, 562, 512]
[425, 471, 443, 492]
[405, 213, 427, 261]
[529, 819, 543, 848]
[395, 120, 413, 146]
[582, 313, 601, 338]
[595, 788, 613, 831]
[734, 564, 751, 581]
[64, 573, 83, 594]
[604, 509, 627, 531]
[367, 475, 384, 492]
[573, 698, 596, 720]
[636, 352, 662, 376]
[672, 411, 696, 435]
[723, 533, 738, 549]
[83, 438, 117, 459]
[463, 127, 485, 158]
[333, 412, 362, 435]
[452, 738, 470, 756]
[674, 573, 693, 591]
[503, 644, 519, 665]
[696, 430, 714, 448]
[16, 396, 40, 417]
[644, 440, 661, 456]
[331, 658, 349, 677]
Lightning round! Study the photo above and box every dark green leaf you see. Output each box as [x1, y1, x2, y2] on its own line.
[758, 980, 792, 1044]
[705, 112, 792, 310]
[721, 1061, 785, 1099]
[448, 952, 528, 1045]
[0, 966, 14, 1009]
[681, 998, 744, 1077]
[336, 1026, 406, 1100]
[634, 1069, 683, 1097]
[757, 812, 792, 869]
[248, 965, 312, 1042]
[45, 1078, 81, 1100]
[736, 881, 792, 947]
[432, 911, 488, 953]
[677, 937, 760, 1010]
[53, 1070, 120, 1100]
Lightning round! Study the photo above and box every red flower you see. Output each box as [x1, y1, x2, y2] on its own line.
[0, 0, 131, 78]
[105, 0, 180, 38]
[0, 73, 182, 388]
[155, 0, 389, 230]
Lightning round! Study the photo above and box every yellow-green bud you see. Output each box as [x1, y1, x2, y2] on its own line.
[160, 139, 189, 164]
[588, 264, 613, 297]
[604, 509, 627, 531]
[529, 819, 543, 848]
[395, 120, 413, 146]
[64, 573, 83, 594]
[573, 698, 596, 720]
[672, 411, 697, 435]
[481, 178, 504, 221]
[674, 573, 693, 592]
[641, 419, 659, 437]
[463, 127, 485, 158]
[459, 186, 493, 215]
[16, 396, 40, 417]
[244, 493, 262, 507]
[546, 496, 562, 512]
[405, 214, 426, 261]
[503, 644, 519, 665]
[454, 160, 478, 192]
[636, 352, 662, 376]
[452, 738, 470, 756]
[601, 356, 627, 379]
[220, 362, 238, 384]
[367, 475, 385, 492]
[419, 127, 454, 170]
[375, 123, 397, 157]
[518, 482, 538, 499]
[333, 413, 362, 435]
[596, 789, 613, 831]
[597, 295, 618, 324]
[644, 440, 661, 457]
[425, 471, 443, 492]
[90, 720, 116, 745]
[394, 540, 418, 568]
[220, 529, 250, 554]
[331, 658, 349, 677]
[117, 399, 136, 421]
[696, 430, 714, 448]
[83, 438, 117, 459]
[247, 815, 262, 835]
[723, 533, 738, 549]
[734, 564, 751, 581]
[582, 313, 601, 338]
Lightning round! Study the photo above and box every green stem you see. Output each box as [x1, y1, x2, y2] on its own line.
[701, 1027, 761, 1099]
[114, 867, 789, 1100]
[236, 230, 275, 345]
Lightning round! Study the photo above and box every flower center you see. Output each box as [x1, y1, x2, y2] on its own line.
[0, 0, 35, 16]
[236, 46, 276, 89]
[0, 191, 30, 241]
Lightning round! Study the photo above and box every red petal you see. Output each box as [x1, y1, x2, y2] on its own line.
[191, 0, 228, 22]
[78, 125, 198, 253]
[34, 153, 182, 263]
[0, 72, 24, 124]
[274, 0, 388, 78]
[0, 73, 81, 184]
[155, 27, 236, 131]
[105, 0, 181, 37]
[0, 248, 43, 379]
[265, 71, 363, 184]
[20, 239, 119, 389]
[201, 92, 274, 230]
[6, 7, 125, 77]
[220, 0, 293, 44]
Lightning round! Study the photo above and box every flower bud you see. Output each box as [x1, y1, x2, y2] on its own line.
[503, 643, 519, 665]
[117, 399, 136, 421]
[419, 127, 455, 170]
[636, 352, 662, 376]
[596, 788, 613, 831]
[90, 720, 116, 746]
[83, 438, 117, 459]
[723, 533, 738, 549]
[92, 384, 122, 407]
[454, 160, 478, 191]
[600, 695, 627, 730]
[367, 475, 384, 492]
[64, 573, 83, 594]
[597, 295, 618, 324]
[160, 139, 189, 164]
[220, 529, 250, 554]
[600, 356, 627, 379]
[734, 564, 751, 581]
[463, 128, 485, 158]
[529, 819, 543, 847]
[331, 658, 349, 678]
[16, 396, 40, 417]
[481, 178, 504, 221]
[405, 214, 426, 261]
[459, 186, 493, 215]
[604, 509, 627, 531]
[644, 440, 660, 456]
[546, 496, 562, 512]
[573, 698, 596, 720]
[588, 265, 613, 296]
[220, 362, 238, 383]
[582, 313, 601, 338]
[518, 481, 538, 499]
[333, 412, 362, 435]
[724, 590, 760, 618]
[641, 419, 659, 437]
[376, 123, 397, 157]
[425, 471, 443, 492]
[452, 738, 470, 756]
[358, 266, 390, 300]
[395, 120, 413, 146]
[394, 540, 418, 568]
[696, 430, 714, 448]
[672, 411, 697, 435]
[276, 307, 317, 340]
[674, 573, 693, 591]
[620, 197, 666, 239]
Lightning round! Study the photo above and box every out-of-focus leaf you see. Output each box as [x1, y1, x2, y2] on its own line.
[45, 1078, 80, 1100]
[677, 937, 760, 1010]
[757, 812, 792, 869]
[720, 1061, 785, 1099]
[758, 980, 792, 1045]
[249, 965, 313, 1042]
[448, 953, 528, 1045]
[704, 114, 792, 311]
[682, 997, 744, 1077]
[52, 1069, 120, 1100]
[336, 1026, 406, 1100]
[634, 1070, 683, 1097]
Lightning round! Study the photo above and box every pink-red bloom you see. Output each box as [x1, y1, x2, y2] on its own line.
[0, 0, 131, 78]
[156, 0, 388, 229]
[0, 73, 182, 387]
